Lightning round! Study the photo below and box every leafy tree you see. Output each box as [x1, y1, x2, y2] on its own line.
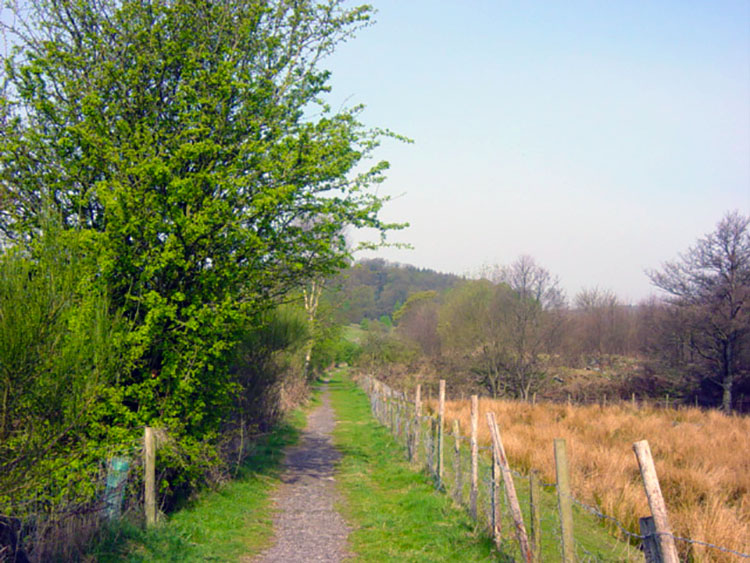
[393, 290, 440, 356]
[331, 259, 461, 323]
[440, 257, 564, 399]
[0, 0, 400, 434]
[438, 279, 504, 396]
[648, 211, 750, 412]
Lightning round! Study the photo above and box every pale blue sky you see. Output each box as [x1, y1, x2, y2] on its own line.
[325, 0, 750, 302]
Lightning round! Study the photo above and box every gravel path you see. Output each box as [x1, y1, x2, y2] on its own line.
[251, 386, 352, 562]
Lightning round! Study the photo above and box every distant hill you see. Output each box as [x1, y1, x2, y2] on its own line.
[328, 259, 463, 324]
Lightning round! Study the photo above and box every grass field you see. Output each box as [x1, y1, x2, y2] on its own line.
[430, 396, 750, 562]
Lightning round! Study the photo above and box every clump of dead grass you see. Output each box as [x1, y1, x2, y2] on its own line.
[427, 397, 750, 561]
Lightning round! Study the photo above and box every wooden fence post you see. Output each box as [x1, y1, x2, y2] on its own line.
[491, 448, 502, 547]
[470, 395, 479, 520]
[389, 389, 395, 432]
[412, 384, 421, 463]
[633, 440, 679, 563]
[453, 419, 462, 504]
[437, 379, 445, 489]
[486, 412, 532, 562]
[554, 438, 575, 563]
[529, 471, 542, 563]
[640, 516, 663, 563]
[144, 426, 156, 527]
[396, 395, 402, 440]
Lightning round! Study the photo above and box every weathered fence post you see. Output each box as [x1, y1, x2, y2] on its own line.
[529, 471, 542, 563]
[633, 440, 679, 563]
[396, 394, 402, 440]
[470, 395, 479, 520]
[639, 516, 663, 563]
[430, 417, 437, 477]
[389, 388, 395, 432]
[412, 384, 421, 463]
[453, 419, 462, 504]
[486, 412, 532, 562]
[437, 379, 445, 489]
[491, 447, 502, 547]
[144, 426, 156, 527]
[554, 438, 575, 563]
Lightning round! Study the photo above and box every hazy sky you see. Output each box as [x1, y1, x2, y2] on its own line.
[324, 0, 750, 303]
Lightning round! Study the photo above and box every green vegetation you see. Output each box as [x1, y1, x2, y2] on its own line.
[93, 401, 310, 562]
[0, 0, 402, 557]
[352, 373, 641, 562]
[328, 371, 500, 562]
[330, 259, 462, 324]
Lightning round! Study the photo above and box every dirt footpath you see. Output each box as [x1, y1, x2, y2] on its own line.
[251, 386, 352, 562]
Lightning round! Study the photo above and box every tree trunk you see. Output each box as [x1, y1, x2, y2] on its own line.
[721, 340, 734, 413]
[722, 379, 733, 413]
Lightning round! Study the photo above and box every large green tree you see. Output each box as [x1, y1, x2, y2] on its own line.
[0, 0, 400, 434]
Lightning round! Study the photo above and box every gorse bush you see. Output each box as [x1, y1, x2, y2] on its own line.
[0, 229, 124, 491]
[0, 227, 133, 560]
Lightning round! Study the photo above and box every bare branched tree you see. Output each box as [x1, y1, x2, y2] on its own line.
[648, 211, 750, 412]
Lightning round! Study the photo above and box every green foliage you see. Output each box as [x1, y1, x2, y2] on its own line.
[378, 314, 393, 328]
[232, 305, 309, 429]
[357, 320, 418, 368]
[0, 1, 404, 555]
[311, 330, 361, 371]
[0, 226, 128, 509]
[91, 403, 309, 562]
[332, 259, 462, 324]
[392, 290, 438, 323]
[1, 0, 401, 440]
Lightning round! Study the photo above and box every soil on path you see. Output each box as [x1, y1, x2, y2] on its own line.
[251, 386, 352, 562]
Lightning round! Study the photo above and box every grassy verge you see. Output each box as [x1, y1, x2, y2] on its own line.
[91, 404, 313, 562]
[328, 371, 502, 562]
[332, 371, 642, 562]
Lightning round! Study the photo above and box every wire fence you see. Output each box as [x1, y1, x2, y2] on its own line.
[361, 374, 750, 563]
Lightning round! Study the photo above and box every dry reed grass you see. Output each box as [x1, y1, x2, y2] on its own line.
[426, 397, 750, 562]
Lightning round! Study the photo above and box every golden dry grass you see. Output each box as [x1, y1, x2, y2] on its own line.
[426, 397, 750, 562]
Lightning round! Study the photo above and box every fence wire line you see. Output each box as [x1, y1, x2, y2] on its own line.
[364, 374, 750, 560]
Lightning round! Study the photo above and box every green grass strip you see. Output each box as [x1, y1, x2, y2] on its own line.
[328, 371, 503, 562]
[92, 406, 309, 562]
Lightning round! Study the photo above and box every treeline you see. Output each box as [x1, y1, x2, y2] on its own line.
[0, 1, 397, 559]
[329, 258, 463, 324]
[349, 213, 750, 413]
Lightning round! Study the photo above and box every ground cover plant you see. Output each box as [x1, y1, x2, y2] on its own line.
[435, 397, 750, 561]
[92, 400, 313, 562]
[328, 372, 501, 562]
